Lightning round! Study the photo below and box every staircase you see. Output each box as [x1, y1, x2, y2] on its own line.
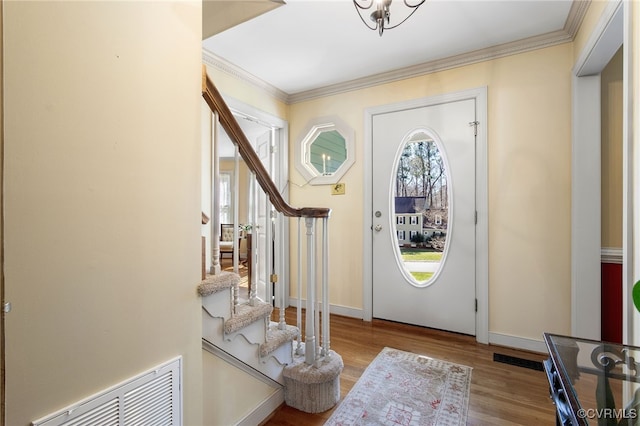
[199, 271, 298, 384]
[199, 68, 344, 420]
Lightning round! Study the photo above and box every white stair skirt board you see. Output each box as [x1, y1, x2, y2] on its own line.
[32, 357, 182, 426]
[203, 329, 291, 384]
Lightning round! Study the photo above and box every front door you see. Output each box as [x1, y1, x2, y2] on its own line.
[372, 99, 477, 335]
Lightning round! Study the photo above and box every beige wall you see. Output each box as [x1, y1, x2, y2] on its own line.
[287, 43, 574, 340]
[202, 350, 276, 425]
[205, 63, 289, 120]
[601, 47, 623, 249]
[211, 43, 575, 341]
[3, 2, 203, 425]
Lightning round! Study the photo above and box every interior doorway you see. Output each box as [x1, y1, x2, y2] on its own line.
[571, 0, 624, 342]
[222, 97, 290, 307]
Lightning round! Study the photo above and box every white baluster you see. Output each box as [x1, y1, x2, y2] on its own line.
[210, 111, 221, 275]
[278, 213, 286, 330]
[233, 145, 240, 274]
[305, 217, 316, 365]
[295, 217, 303, 356]
[315, 219, 321, 364]
[322, 217, 330, 358]
[249, 174, 258, 306]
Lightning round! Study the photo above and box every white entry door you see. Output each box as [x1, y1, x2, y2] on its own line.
[372, 99, 476, 335]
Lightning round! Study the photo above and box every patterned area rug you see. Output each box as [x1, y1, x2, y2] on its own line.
[325, 347, 472, 426]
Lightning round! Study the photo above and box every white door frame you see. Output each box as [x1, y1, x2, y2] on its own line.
[363, 87, 489, 344]
[571, 0, 626, 341]
[224, 95, 291, 306]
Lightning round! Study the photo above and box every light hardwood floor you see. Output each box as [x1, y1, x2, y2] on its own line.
[264, 309, 556, 426]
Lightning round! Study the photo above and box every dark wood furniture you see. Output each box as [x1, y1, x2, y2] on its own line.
[543, 333, 640, 426]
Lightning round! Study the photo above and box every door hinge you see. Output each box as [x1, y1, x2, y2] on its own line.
[469, 121, 480, 137]
[270, 144, 278, 154]
[475, 211, 478, 225]
[3, 302, 11, 313]
[475, 299, 478, 312]
[270, 273, 278, 283]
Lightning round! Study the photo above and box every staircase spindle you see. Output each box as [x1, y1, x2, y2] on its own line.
[315, 228, 321, 363]
[249, 174, 258, 306]
[321, 217, 330, 357]
[304, 217, 317, 365]
[295, 217, 303, 355]
[210, 110, 221, 275]
[278, 212, 287, 330]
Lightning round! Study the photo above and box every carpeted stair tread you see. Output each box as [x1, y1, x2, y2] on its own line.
[198, 271, 240, 297]
[224, 300, 272, 335]
[260, 323, 299, 357]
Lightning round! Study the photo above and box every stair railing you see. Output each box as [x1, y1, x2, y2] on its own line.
[202, 69, 333, 366]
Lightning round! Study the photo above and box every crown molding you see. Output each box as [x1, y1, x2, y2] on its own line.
[289, 29, 573, 103]
[565, 0, 591, 39]
[203, 0, 591, 105]
[202, 48, 289, 103]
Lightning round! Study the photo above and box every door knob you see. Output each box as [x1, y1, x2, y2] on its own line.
[374, 224, 382, 232]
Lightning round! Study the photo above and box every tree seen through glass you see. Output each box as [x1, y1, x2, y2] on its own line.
[394, 132, 449, 283]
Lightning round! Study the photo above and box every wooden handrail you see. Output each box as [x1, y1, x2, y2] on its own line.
[202, 69, 330, 219]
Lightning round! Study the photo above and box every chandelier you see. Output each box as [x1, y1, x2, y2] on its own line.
[353, 0, 426, 36]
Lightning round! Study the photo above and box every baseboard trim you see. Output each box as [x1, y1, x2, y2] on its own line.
[488, 332, 547, 354]
[288, 297, 364, 319]
[237, 388, 284, 426]
[286, 300, 549, 354]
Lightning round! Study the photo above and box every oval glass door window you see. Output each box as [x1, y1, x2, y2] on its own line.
[393, 131, 450, 286]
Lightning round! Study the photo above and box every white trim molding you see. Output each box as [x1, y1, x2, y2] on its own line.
[288, 297, 364, 320]
[571, 0, 623, 342]
[602, 247, 623, 264]
[488, 332, 547, 354]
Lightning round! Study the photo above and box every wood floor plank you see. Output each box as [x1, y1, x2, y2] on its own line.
[264, 308, 556, 425]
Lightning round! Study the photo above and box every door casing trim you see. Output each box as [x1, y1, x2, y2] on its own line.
[363, 87, 488, 344]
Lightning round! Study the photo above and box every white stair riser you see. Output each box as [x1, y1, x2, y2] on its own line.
[201, 288, 232, 320]
[262, 342, 293, 366]
[225, 317, 268, 345]
[214, 329, 290, 384]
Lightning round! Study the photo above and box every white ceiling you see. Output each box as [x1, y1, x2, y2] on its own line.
[202, 0, 585, 102]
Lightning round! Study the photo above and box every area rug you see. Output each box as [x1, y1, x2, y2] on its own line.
[325, 347, 472, 426]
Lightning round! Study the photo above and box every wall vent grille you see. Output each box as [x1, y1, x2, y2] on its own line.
[32, 357, 181, 426]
